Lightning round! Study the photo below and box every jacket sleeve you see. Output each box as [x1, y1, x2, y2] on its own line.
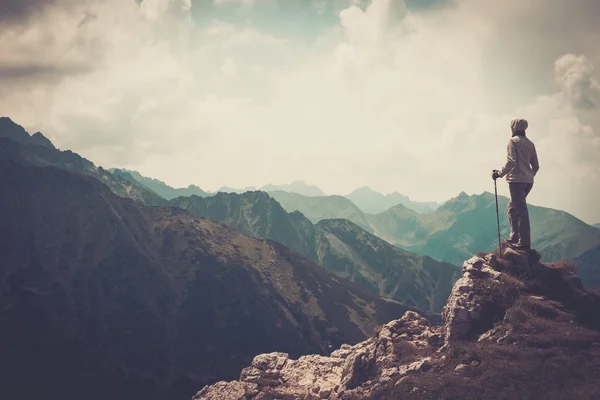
[498, 139, 516, 178]
[531, 143, 540, 176]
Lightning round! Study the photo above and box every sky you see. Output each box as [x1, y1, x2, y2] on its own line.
[1, 0, 600, 223]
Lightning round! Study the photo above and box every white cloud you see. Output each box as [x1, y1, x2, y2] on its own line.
[1, 0, 599, 223]
[554, 54, 600, 110]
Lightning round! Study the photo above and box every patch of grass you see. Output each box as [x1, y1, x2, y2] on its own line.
[388, 336, 600, 400]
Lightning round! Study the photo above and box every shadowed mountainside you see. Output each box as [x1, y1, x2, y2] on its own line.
[0, 160, 423, 400]
[172, 193, 458, 313]
[315, 219, 460, 312]
[170, 192, 318, 261]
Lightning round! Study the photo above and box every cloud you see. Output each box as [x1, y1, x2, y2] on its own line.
[554, 54, 600, 110]
[213, 0, 255, 6]
[0, 0, 59, 24]
[1, 0, 599, 222]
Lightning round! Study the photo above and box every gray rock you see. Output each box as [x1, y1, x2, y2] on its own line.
[443, 256, 503, 343]
[455, 364, 469, 372]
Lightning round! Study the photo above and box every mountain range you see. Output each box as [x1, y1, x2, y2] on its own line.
[107, 168, 442, 215]
[260, 188, 599, 289]
[0, 160, 419, 400]
[110, 169, 325, 199]
[170, 192, 459, 312]
[106, 163, 599, 291]
[111, 168, 209, 200]
[368, 192, 600, 288]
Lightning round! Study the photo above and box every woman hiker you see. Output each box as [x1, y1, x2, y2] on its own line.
[492, 118, 540, 251]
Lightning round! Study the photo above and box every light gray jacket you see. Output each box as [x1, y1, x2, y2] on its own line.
[498, 135, 540, 183]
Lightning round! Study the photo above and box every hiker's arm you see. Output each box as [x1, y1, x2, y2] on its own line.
[498, 140, 516, 178]
[531, 144, 540, 176]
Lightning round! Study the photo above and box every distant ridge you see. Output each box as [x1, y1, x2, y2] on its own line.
[345, 186, 441, 214]
[268, 190, 375, 233]
[262, 181, 325, 197]
[110, 168, 209, 200]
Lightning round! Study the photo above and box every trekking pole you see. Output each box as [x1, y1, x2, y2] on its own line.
[493, 173, 502, 255]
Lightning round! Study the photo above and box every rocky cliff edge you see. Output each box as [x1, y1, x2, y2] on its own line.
[194, 248, 600, 400]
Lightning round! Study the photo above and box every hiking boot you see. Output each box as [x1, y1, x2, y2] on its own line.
[508, 242, 531, 252]
[506, 235, 519, 244]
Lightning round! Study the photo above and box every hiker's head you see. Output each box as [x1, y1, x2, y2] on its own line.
[510, 118, 528, 136]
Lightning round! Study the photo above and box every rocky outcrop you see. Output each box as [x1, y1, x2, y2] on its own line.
[443, 254, 508, 342]
[195, 311, 441, 400]
[195, 250, 600, 400]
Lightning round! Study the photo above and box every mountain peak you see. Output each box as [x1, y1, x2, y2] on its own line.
[196, 250, 600, 399]
[30, 132, 56, 149]
[261, 181, 325, 197]
[345, 187, 438, 214]
[349, 186, 380, 195]
[0, 117, 57, 149]
[0, 116, 33, 143]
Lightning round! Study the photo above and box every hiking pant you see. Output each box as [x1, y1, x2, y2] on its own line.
[507, 182, 533, 246]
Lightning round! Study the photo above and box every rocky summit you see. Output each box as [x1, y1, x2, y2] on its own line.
[195, 249, 600, 400]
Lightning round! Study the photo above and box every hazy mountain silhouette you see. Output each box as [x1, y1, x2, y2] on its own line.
[262, 181, 326, 197]
[268, 190, 375, 233]
[0, 159, 423, 400]
[345, 186, 441, 214]
[216, 186, 257, 194]
[110, 168, 209, 200]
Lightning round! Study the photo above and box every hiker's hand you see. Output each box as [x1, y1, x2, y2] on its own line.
[491, 170, 500, 180]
